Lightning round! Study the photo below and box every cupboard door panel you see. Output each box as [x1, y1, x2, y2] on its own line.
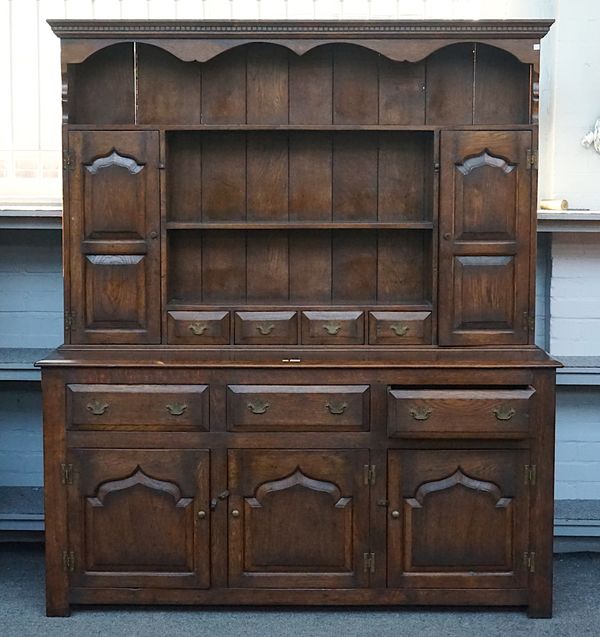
[439, 130, 532, 345]
[388, 450, 529, 589]
[69, 131, 160, 344]
[68, 449, 210, 589]
[228, 449, 370, 588]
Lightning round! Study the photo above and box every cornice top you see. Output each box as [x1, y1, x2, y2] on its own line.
[47, 19, 554, 40]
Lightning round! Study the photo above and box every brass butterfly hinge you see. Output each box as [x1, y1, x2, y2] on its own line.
[363, 552, 376, 574]
[525, 464, 537, 486]
[62, 149, 75, 171]
[60, 463, 73, 485]
[523, 551, 536, 573]
[64, 311, 75, 331]
[62, 550, 75, 573]
[526, 149, 538, 170]
[363, 464, 376, 486]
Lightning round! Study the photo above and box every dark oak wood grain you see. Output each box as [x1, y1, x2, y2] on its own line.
[44, 19, 555, 618]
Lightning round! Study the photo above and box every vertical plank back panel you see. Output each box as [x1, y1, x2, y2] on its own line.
[247, 133, 289, 222]
[201, 133, 246, 222]
[289, 133, 332, 222]
[246, 44, 289, 125]
[201, 48, 247, 124]
[426, 43, 474, 125]
[333, 46, 379, 124]
[137, 44, 201, 124]
[332, 230, 377, 303]
[289, 47, 333, 124]
[246, 231, 290, 303]
[332, 133, 378, 222]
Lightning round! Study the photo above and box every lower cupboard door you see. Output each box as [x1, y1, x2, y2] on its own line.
[68, 449, 210, 588]
[387, 449, 530, 589]
[228, 449, 370, 588]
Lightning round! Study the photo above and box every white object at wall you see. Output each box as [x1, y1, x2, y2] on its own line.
[581, 118, 600, 155]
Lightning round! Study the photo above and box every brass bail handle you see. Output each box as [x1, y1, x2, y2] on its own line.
[248, 399, 270, 415]
[86, 400, 109, 416]
[189, 322, 208, 335]
[256, 322, 275, 335]
[409, 406, 432, 421]
[323, 322, 342, 335]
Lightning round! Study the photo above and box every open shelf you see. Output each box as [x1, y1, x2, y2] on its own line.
[167, 130, 434, 225]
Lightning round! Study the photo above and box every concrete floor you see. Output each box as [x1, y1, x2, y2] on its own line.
[0, 544, 599, 637]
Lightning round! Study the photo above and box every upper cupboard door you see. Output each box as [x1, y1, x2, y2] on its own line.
[68, 131, 161, 344]
[439, 131, 533, 346]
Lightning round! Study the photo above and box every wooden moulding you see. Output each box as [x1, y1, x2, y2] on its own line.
[49, 19, 552, 68]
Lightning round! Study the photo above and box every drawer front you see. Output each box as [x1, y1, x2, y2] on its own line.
[227, 385, 369, 431]
[369, 311, 432, 345]
[67, 384, 209, 430]
[301, 311, 365, 345]
[388, 388, 533, 438]
[167, 311, 230, 345]
[234, 311, 298, 345]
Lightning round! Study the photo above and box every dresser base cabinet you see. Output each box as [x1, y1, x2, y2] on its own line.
[40, 354, 556, 618]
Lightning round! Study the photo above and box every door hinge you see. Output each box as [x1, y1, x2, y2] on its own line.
[363, 464, 376, 486]
[64, 311, 75, 331]
[523, 551, 536, 573]
[522, 311, 535, 333]
[525, 464, 537, 486]
[61, 463, 73, 485]
[526, 149, 538, 170]
[63, 149, 75, 171]
[62, 550, 75, 572]
[363, 552, 376, 574]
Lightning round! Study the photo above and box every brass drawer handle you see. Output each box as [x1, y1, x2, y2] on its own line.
[391, 510, 400, 519]
[390, 323, 409, 337]
[231, 509, 240, 518]
[409, 406, 432, 421]
[323, 322, 342, 335]
[86, 400, 109, 416]
[493, 406, 516, 421]
[326, 401, 348, 415]
[247, 399, 270, 415]
[256, 322, 275, 335]
[166, 402, 187, 416]
[188, 322, 208, 335]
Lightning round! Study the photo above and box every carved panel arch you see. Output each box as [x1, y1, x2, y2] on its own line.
[88, 465, 192, 509]
[456, 150, 516, 176]
[407, 467, 511, 510]
[84, 149, 145, 175]
[246, 467, 350, 509]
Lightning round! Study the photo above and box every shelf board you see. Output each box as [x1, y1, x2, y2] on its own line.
[0, 208, 62, 230]
[166, 221, 434, 231]
[556, 356, 600, 386]
[537, 211, 600, 233]
[166, 303, 433, 312]
[0, 348, 53, 381]
[67, 123, 535, 132]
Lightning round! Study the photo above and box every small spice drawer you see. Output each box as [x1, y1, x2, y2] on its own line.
[369, 311, 432, 345]
[387, 387, 534, 438]
[234, 311, 298, 345]
[301, 311, 364, 345]
[227, 385, 370, 431]
[167, 311, 230, 345]
[67, 384, 209, 430]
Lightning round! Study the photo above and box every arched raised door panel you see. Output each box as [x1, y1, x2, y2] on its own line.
[67, 131, 161, 344]
[66, 41, 532, 126]
[438, 130, 533, 346]
[67, 449, 210, 589]
[227, 449, 370, 589]
[388, 450, 530, 590]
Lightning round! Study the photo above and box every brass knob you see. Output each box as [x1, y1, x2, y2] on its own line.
[231, 509, 240, 518]
[391, 510, 400, 519]
[197, 510, 206, 520]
